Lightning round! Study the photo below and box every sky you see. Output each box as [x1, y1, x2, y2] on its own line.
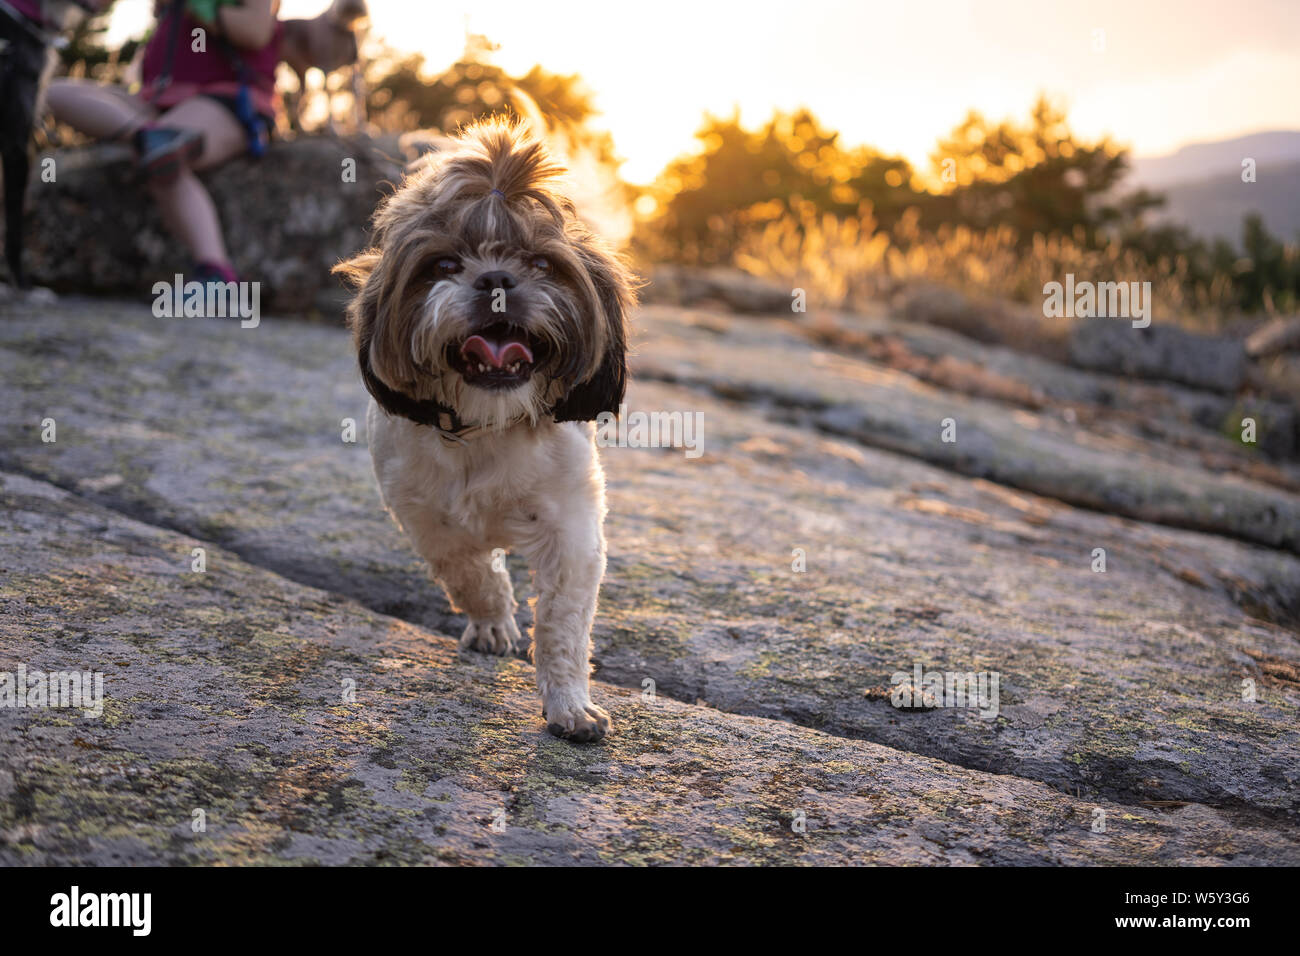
[105, 0, 1300, 183]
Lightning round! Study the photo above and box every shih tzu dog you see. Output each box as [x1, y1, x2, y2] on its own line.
[334, 118, 633, 743]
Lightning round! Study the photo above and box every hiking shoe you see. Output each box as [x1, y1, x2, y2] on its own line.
[192, 261, 240, 286]
[185, 261, 250, 321]
[133, 126, 205, 183]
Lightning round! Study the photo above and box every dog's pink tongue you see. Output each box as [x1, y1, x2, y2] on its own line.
[461, 335, 533, 368]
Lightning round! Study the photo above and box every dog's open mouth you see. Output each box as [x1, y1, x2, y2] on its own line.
[451, 323, 539, 389]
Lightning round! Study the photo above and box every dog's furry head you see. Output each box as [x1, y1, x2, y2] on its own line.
[327, 0, 369, 28]
[335, 118, 634, 432]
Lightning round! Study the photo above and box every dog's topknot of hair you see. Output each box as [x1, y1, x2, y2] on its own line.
[427, 117, 574, 225]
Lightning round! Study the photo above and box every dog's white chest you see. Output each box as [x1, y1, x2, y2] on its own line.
[366, 401, 600, 547]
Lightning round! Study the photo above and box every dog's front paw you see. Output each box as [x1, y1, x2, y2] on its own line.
[459, 615, 521, 655]
[543, 696, 611, 744]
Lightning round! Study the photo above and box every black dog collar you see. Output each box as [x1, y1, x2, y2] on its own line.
[357, 339, 530, 446]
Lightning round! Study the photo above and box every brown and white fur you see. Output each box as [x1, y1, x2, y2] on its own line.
[334, 119, 633, 743]
[280, 0, 368, 134]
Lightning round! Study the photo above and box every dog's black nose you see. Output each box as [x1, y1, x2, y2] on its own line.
[473, 270, 517, 292]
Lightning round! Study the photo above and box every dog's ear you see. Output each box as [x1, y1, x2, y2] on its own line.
[333, 248, 427, 419]
[333, 249, 380, 289]
[552, 235, 635, 423]
[334, 249, 386, 378]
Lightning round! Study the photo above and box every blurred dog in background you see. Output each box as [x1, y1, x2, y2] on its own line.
[280, 0, 368, 135]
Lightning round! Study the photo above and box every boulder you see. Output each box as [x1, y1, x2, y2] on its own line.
[3, 135, 409, 313]
[1, 295, 1298, 864]
[642, 264, 794, 315]
[1070, 317, 1249, 394]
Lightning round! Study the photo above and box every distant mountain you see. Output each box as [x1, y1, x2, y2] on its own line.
[1145, 160, 1300, 246]
[1122, 132, 1300, 246]
[1129, 131, 1300, 189]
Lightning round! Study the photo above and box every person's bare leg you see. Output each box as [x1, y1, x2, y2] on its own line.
[146, 98, 248, 268]
[46, 80, 155, 140]
[154, 174, 234, 266]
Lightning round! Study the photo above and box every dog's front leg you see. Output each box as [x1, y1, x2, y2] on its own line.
[394, 513, 522, 655]
[515, 506, 611, 743]
[433, 551, 522, 656]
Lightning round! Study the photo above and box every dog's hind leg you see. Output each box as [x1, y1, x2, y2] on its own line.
[288, 66, 308, 133]
[350, 65, 367, 133]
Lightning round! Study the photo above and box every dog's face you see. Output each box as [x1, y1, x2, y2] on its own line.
[328, 0, 369, 28]
[336, 120, 633, 431]
[34, 0, 89, 32]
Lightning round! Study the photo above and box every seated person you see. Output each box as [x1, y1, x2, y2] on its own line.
[48, 0, 282, 285]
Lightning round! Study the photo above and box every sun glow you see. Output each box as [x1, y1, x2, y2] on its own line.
[104, 0, 1300, 184]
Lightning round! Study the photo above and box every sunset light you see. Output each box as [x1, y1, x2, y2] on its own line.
[100, 0, 1300, 183]
[5, 0, 1299, 892]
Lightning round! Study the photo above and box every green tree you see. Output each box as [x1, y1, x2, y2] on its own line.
[925, 95, 1160, 245]
[1237, 213, 1299, 312]
[364, 35, 616, 165]
[57, 8, 142, 84]
[644, 108, 918, 264]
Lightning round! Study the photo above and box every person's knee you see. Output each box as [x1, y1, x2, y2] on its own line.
[44, 79, 73, 111]
[190, 131, 245, 172]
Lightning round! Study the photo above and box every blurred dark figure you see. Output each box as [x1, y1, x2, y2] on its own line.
[1, 0, 105, 288]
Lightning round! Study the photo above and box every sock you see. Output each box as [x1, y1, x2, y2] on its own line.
[196, 260, 239, 284]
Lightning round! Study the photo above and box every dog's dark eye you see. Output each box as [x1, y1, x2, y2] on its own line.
[530, 255, 552, 273]
[433, 256, 462, 278]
